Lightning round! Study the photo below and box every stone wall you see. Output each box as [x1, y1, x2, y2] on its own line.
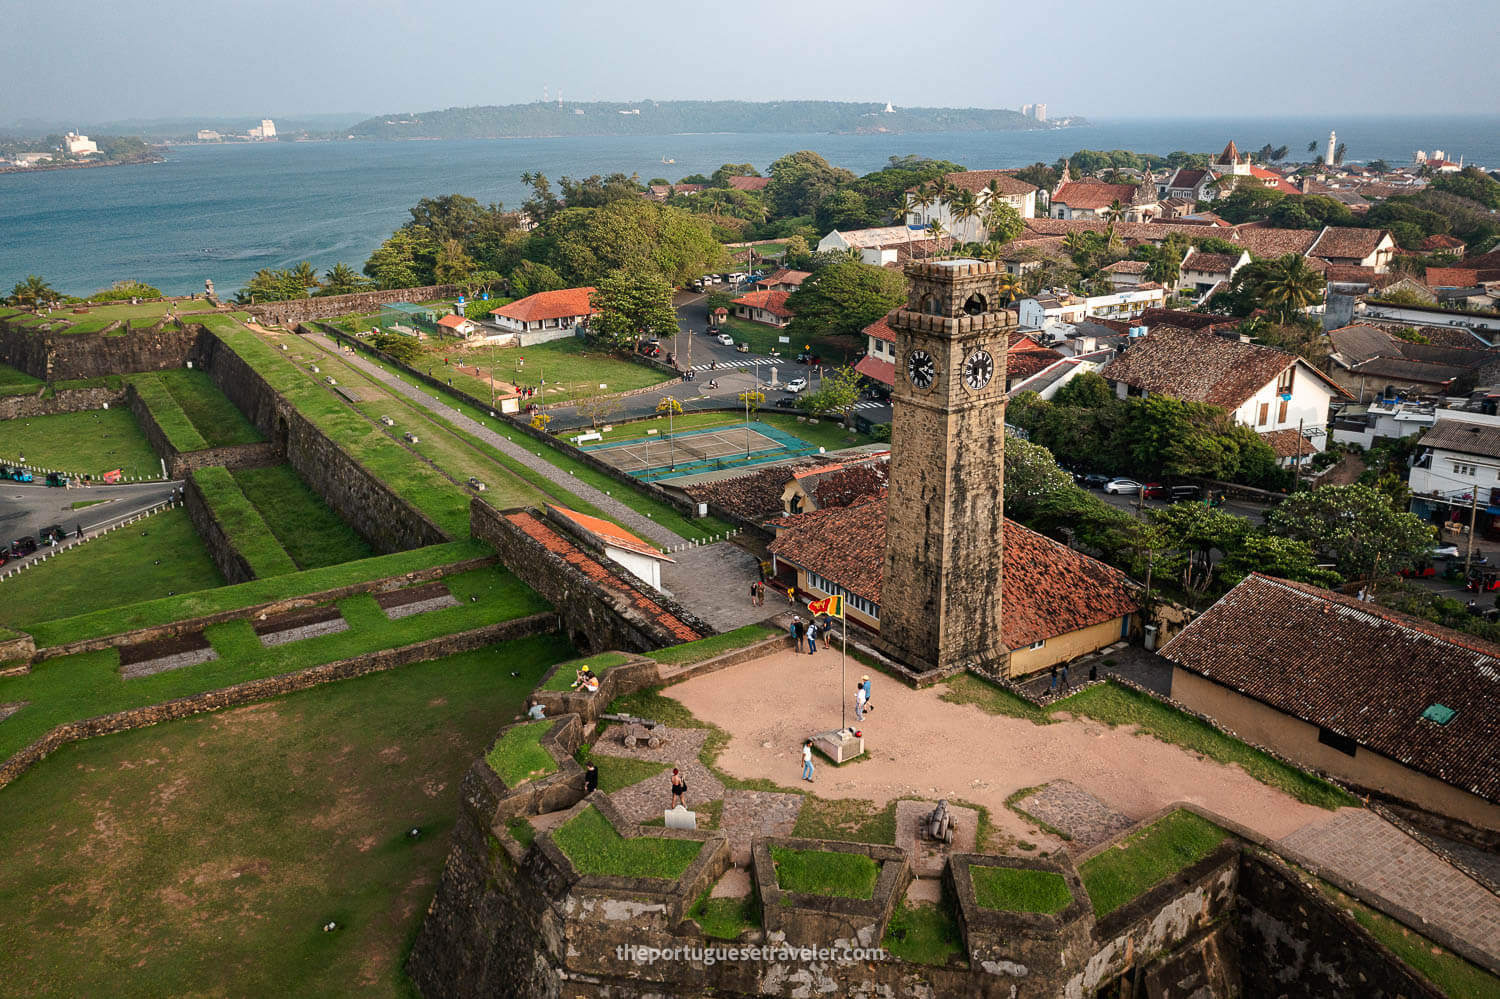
[246, 285, 464, 326]
[194, 327, 449, 553]
[0, 612, 555, 791]
[0, 316, 200, 381]
[182, 470, 258, 585]
[167, 442, 282, 479]
[0, 386, 127, 421]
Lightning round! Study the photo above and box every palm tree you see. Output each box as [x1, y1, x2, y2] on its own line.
[288, 261, 320, 295]
[7, 274, 57, 308]
[320, 262, 370, 296]
[994, 271, 1021, 304]
[950, 188, 981, 243]
[910, 185, 935, 227]
[1261, 253, 1326, 320]
[925, 218, 947, 258]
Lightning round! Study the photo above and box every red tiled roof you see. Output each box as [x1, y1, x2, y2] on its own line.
[1052, 181, 1141, 211]
[436, 313, 471, 329]
[491, 286, 598, 323]
[727, 175, 770, 191]
[863, 314, 897, 343]
[1309, 226, 1391, 261]
[1257, 428, 1309, 459]
[1215, 140, 1241, 164]
[1006, 348, 1064, 380]
[759, 268, 811, 288]
[1137, 308, 1238, 332]
[547, 504, 672, 562]
[766, 495, 1140, 648]
[1102, 260, 1149, 275]
[940, 170, 1038, 197]
[1160, 573, 1500, 803]
[1427, 267, 1500, 288]
[1182, 251, 1242, 274]
[506, 511, 699, 642]
[1100, 326, 1304, 409]
[1231, 227, 1319, 258]
[1421, 234, 1466, 251]
[854, 355, 895, 386]
[732, 289, 793, 319]
[1164, 168, 1209, 190]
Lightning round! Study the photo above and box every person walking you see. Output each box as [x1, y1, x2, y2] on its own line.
[801, 740, 814, 782]
[855, 681, 867, 721]
[791, 617, 806, 653]
[807, 622, 818, 654]
[755, 581, 765, 606]
[861, 675, 873, 714]
[670, 768, 687, 807]
[749, 581, 758, 607]
[584, 762, 599, 794]
[1060, 663, 1070, 691]
[1049, 664, 1058, 693]
[786, 586, 796, 605]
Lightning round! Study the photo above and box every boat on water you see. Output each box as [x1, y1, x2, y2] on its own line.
[661, 156, 674, 164]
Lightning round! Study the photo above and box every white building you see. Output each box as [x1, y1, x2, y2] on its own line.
[817, 225, 932, 266]
[1017, 286, 1166, 329]
[196, 130, 223, 142]
[1330, 399, 1440, 449]
[1407, 415, 1500, 533]
[903, 170, 1039, 243]
[64, 132, 98, 156]
[546, 504, 674, 592]
[489, 286, 598, 341]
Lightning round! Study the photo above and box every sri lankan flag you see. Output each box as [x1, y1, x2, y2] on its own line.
[807, 595, 844, 618]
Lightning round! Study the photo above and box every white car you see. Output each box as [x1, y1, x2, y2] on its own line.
[784, 377, 809, 393]
[1104, 477, 1142, 495]
[715, 332, 735, 346]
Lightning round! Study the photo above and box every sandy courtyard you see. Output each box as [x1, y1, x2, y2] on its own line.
[668, 647, 1339, 849]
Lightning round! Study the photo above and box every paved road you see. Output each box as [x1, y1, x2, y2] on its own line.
[544, 293, 891, 433]
[0, 480, 179, 565]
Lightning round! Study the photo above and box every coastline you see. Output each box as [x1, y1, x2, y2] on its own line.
[0, 155, 163, 177]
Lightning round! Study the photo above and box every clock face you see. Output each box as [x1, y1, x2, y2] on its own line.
[963, 349, 994, 391]
[907, 349, 935, 390]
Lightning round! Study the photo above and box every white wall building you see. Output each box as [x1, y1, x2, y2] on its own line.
[903, 170, 1038, 243]
[1017, 286, 1165, 329]
[63, 132, 98, 156]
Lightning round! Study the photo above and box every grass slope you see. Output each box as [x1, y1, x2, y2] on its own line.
[0, 507, 223, 632]
[191, 466, 298, 577]
[0, 565, 549, 763]
[484, 720, 557, 786]
[127, 372, 207, 451]
[0, 408, 161, 478]
[1079, 810, 1229, 918]
[0, 633, 572, 998]
[231, 464, 372, 569]
[153, 368, 262, 447]
[882, 900, 965, 967]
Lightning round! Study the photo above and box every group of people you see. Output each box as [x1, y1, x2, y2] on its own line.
[788, 615, 833, 654]
[570, 666, 600, 693]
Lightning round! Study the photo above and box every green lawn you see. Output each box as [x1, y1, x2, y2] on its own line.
[21, 540, 486, 647]
[574, 744, 669, 793]
[791, 797, 896, 844]
[151, 368, 262, 448]
[551, 805, 702, 880]
[0, 408, 162, 478]
[1079, 810, 1229, 918]
[970, 866, 1072, 914]
[125, 372, 207, 451]
[484, 720, 557, 786]
[690, 890, 760, 940]
[940, 673, 1052, 723]
[1317, 881, 1500, 999]
[0, 507, 223, 632]
[47, 299, 220, 335]
[191, 466, 298, 577]
[480, 336, 670, 404]
[0, 565, 550, 764]
[0, 632, 572, 999]
[644, 624, 778, 667]
[540, 651, 633, 691]
[770, 847, 879, 899]
[0, 362, 42, 397]
[882, 900, 965, 966]
[231, 464, 372, 570]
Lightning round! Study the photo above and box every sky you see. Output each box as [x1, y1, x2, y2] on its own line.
[4, 0, 1495, 126]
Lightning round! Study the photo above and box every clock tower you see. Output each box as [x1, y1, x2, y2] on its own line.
[877, 258, 1015, 674]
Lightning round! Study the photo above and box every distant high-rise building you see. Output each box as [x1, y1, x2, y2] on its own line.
[64, 131, 98, 156]
[1033, 103, 1046, 123]
[1021, 103, 1033, 118]
[260, 119, 277, 139]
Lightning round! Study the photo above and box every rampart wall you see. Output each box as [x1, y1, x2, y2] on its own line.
[0, 386, 127, 421]
[246, 284, 465, 325]
[0, 317, 200, 380]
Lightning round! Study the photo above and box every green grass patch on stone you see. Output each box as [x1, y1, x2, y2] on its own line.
[552, 805, 702, 880]
[970, 866, 1072, 914]
[0, 632, 571, 999]
[770, 846, 878, 900]
[151, 368, 262, 447]
[882, 899, 966, 967]
[507, 816, 538, 850]
[127, 373, 208, 452]
[484, 720, 557, 787]
[540, 651, 633, 691]
[0, 408, 161, 478]
[68, 499, 108, 510]
[0, 564, 549, 764]
[791, 797, 896, 844]
[230, 464, 372, 570]
[574, 745, 669, 793]
[645, 624, 778, 667]
[21, 540, 485, 647]
[191, 466, 298, 577]
[940, 673, 1052, 723]
[1079, 810, 1230, 918]
[0, 507, 223, 633]
[1057, 683, 1357, 810]
[690, 890, 760, 940]
[0, 363, 42, 396]
[1316, 880, 1500, 999]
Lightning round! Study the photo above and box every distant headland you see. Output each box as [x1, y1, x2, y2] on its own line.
[348, 100, 1084, 140]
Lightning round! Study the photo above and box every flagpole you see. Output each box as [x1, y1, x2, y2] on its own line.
[840, 605, 847, 731]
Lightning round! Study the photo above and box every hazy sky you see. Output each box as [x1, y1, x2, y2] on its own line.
[6, 0, 1495, 124]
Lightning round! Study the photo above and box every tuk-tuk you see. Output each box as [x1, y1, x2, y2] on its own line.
[1399, 560, 1436, 579]
[1466, 569, 1500, 592]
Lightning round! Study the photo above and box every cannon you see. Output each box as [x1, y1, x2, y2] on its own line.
[923, 799, 955, 845]
[602, 713, 667, 750]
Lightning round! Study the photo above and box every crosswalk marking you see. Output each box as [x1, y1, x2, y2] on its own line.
[689, 359, 758, 371]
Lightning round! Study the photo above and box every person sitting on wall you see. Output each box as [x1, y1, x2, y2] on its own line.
[572, 667, 600, 693]
[527, 701, 547, 720]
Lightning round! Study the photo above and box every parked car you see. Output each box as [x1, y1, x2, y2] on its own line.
[1169, 484, 1201, 501]
[796, 352, 823, 366]
[9, 537, 38, 558]
[861, 385, 890, 402]
[1141, 482, 1167, 499]
[1077, 473, 1111, 489]
[39, 524, 65, 544]
[1104, 477, 1142, 495]
[1432, 543, 1462, 559]
[1400, 560, 1437, 579]
[716, 332, 735, 347]
[784, 377, 809, 393]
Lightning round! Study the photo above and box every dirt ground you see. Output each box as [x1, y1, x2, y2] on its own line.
[668, 648, 1338, 850]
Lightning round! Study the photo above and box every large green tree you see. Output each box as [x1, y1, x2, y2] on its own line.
[6, 275, 57, 307]
[1267, 483, 1435, 580]
[589, 270, 678, 348]
[1002, 435, 1076, 521]
[533, 199, 727, 286]
[784, 259, 906, 339]
[798, 365, 864, 424]
[766, 150, 858, 219]
[363, 229, 437, 289]
[318, 263, 371, 296]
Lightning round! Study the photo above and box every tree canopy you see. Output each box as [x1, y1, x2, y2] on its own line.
[1266, 483, 1434, 580]
[784, 259, 906, 339]
[588, 270, 678, 347]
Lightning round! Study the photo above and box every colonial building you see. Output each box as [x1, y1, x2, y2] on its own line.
[1324, 323, 1492, 400]
[1308, 226, 1398, 273]
[435, 314, 480, 339]
[489, 287, 597, 339]
[817, 225, 949, 267]
[1016, 286, 1166, 329]
[1099, 326, 1351, 458]
[1162, 573, 1500, 832]
[546, 504, 674, 593]
[1407, 416, 1500, 537]
[1178, 249, 1250, 299]
[1050, 173, 1158, 221]
[903, 169, 1039, 242]
[855, 315, 898, 388]
[730, 289, 793, 328]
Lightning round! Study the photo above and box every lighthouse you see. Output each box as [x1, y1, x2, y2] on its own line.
[1326, 130, 1337, 166]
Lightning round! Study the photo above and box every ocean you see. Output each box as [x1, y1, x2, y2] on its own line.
[2, 115, 1496, 298]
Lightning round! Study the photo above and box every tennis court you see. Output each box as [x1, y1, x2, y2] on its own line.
[582, 422, 818, 481]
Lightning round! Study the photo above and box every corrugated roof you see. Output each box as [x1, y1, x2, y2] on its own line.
[1420, 419, 1500, 460]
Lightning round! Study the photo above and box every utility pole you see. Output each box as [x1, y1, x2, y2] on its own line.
[1465, 487, 1480, 579]
[1295, 418, 1304, 486]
